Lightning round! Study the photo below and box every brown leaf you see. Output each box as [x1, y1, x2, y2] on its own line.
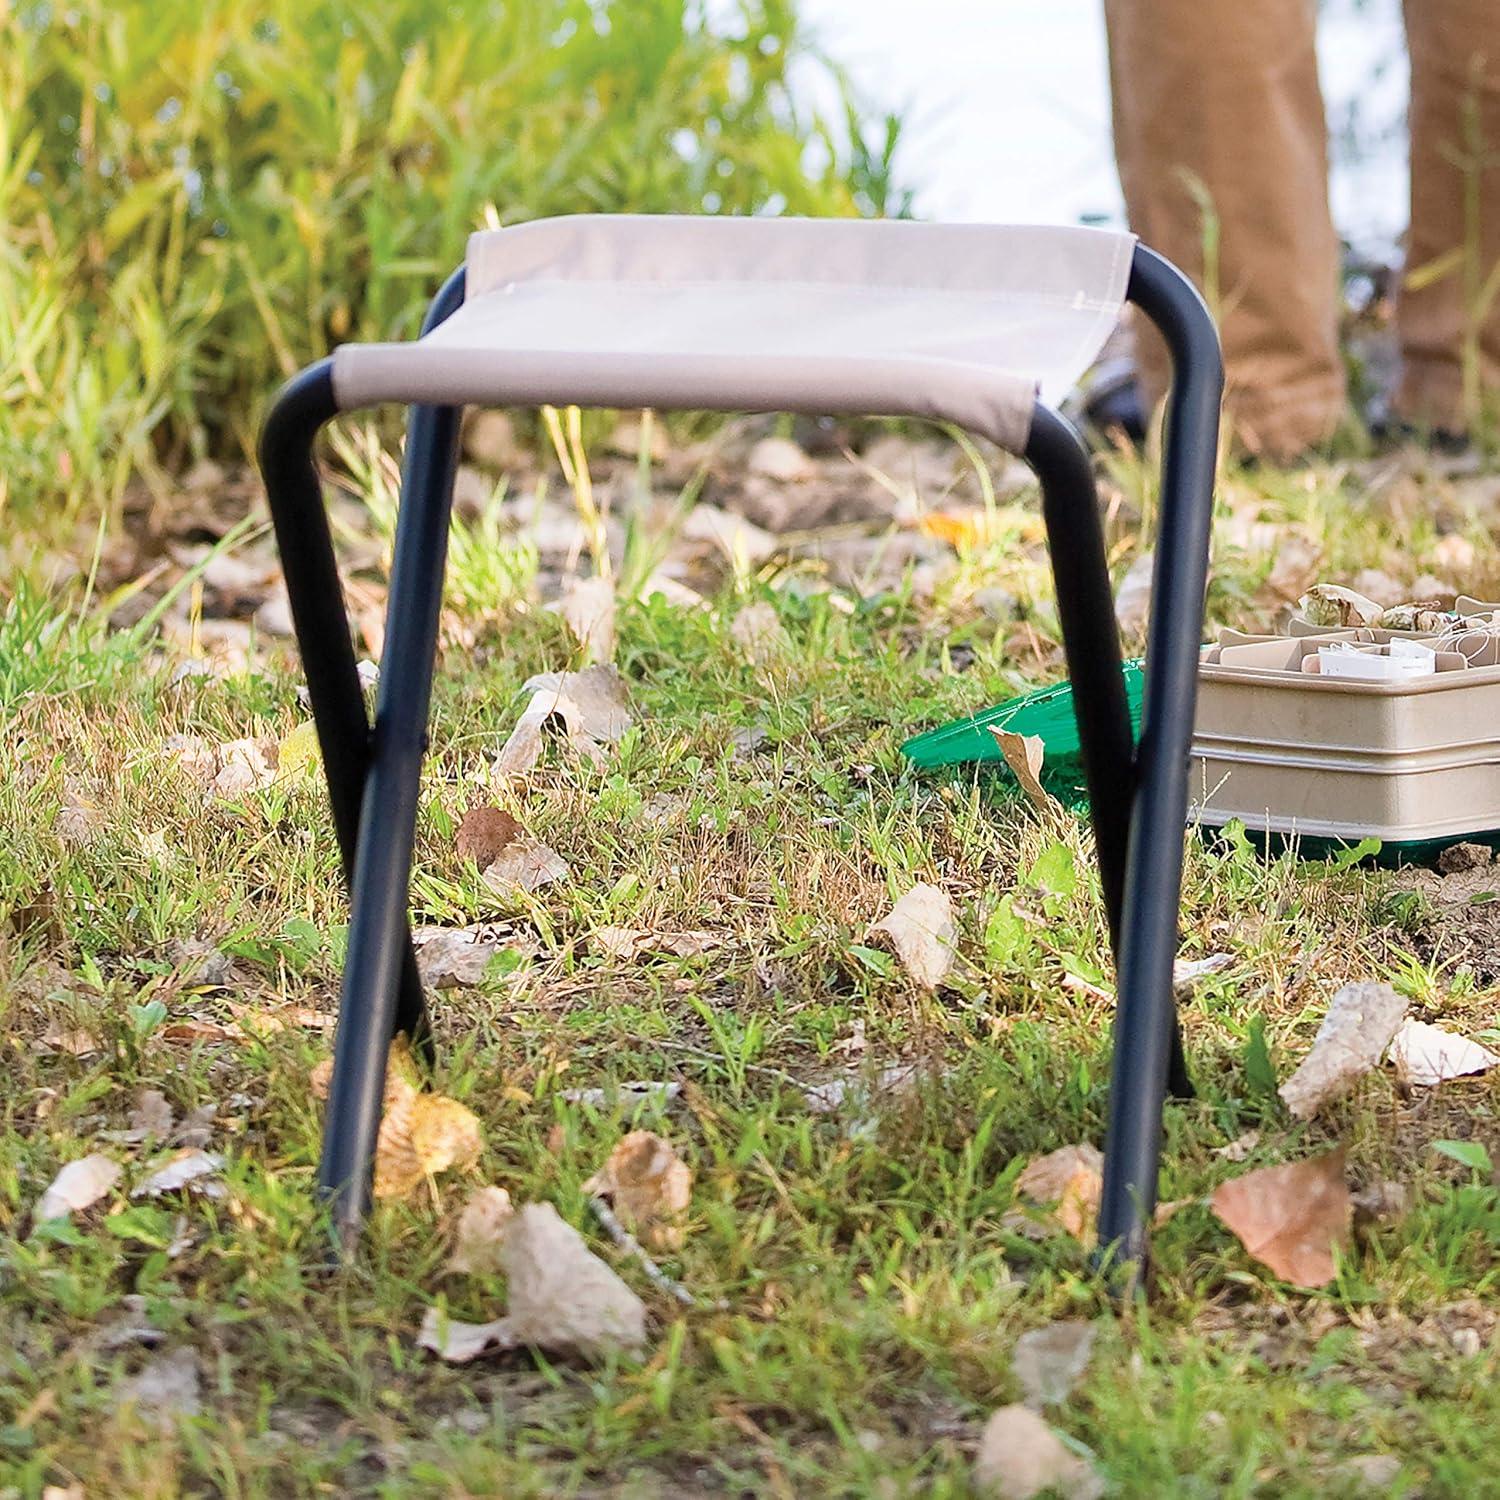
[160, 1019, 240, 1045]
[124, 1089, 175, 1143]
[414, 927, 508, 988]
[869, 883, 956, 988]
[377, 1090, 485, 1201]
[455, 806, 522, 868]
[595, 926, 650, 959]
[209, 738, 277, 800]
[593, 927, 721, 960]
[482, 837, 569, 897]
[1015, 1144, 1103, 1241]
[419, 1202, 647, 1362]
[990, 729, 1056, 812]
[1264, 532, 1324, 601]
[1210, 1148, 1351, 1287]
[492, 665, 631, 777]
[310, 1041, 484, 1201]
[417, 1307, 521, 1363]
[583, 1130, 693, 1251]
[39, 1020, 101, 1057]
[974, 1404, 1103, 1499]
[112, 1346, 202, 1428]
[35, 1154, 122, 1222]
[55, 779, 104, 849]
[446, 1185, 515, 1276]
[1278, 981, 1408, 1118]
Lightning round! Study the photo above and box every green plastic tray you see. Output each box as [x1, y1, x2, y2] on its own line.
[899, 664, 1488, 866]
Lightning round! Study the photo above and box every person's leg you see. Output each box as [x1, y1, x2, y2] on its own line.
[1396, 0, 1500, 434]
[1104, 0, 1345, 459]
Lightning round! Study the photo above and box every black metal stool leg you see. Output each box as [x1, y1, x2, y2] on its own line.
[1025, 406, 1135, 948]
[1095, 247, 1223, 1276]
[259, 364, 432, 1045]
[316, 396, 462, 1243]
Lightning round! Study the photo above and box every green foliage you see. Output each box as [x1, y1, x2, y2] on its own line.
[0, 0, 903, 513]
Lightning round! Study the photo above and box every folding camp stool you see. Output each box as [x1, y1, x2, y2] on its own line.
[259, 216, 1222, 1274]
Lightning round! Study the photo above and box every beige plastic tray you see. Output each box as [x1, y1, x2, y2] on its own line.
[1190, 629, 1500, 841]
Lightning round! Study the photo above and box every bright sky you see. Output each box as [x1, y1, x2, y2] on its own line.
[798, 0, 1408, 255]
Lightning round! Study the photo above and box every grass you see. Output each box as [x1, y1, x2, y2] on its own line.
[0, 0, 903, 518]
[2, 424, 1499, 1496]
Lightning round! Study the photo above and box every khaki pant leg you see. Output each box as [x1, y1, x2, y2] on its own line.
[1105, 0, 1346, 457]
[1396, 0, 1500, 431]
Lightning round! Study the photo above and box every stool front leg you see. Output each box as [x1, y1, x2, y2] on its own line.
[315, 397, 463, 1244]
[1097, 247, 1224, 1279]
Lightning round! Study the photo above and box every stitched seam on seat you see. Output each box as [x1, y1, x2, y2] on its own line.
[463, 275, 1126, 316]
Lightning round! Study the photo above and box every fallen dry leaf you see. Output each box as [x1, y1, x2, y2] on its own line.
[35, 1154, 122, 1222]
[275, 720, 321, 781]
[802, 1061, 918, 1118]
[562, 1080, 684, 1113]
[1210, 1148, 1351, 1287]
[1264, 531, 1324, 601]
[1173, 952, 1234, 989]
[974, 1404, 1103, 1500]
[419, 1202, 647, 1362]
[747, 434, 817, 482]
[990, 729, 1057, 812]
[160, 1018, 240, 1045]
[455, 806, 522, 868]
[1012, 1320, 1097, 1409]
[869, 883, 956, 988]
[415, 927, 509, 989]
[311, 1040, 485, 1201]
[132, 1149, 226, 1199]
[225, 1002, 334, 1038]
[481, 837, 569, 897]
[446, 1185, 515, 1276]
[55, 780, 104, 848]
[593, 927, 720, 960]
[209, 738, 277, 800]
[682, 503, 778, 567]
[1215, 1129, 1261, 1162]
[39, 1020, 101, 1057]
[1278, 981, 1408, 1119]
[1388, 1018, 1500, 1087]
[595, 925, 649, 959]
[1015, 1144, 1102, 1241]
[584, 1131, 693, 1252]
[492, 665, 631, 777]
[553, 575, 617, 661]
[417, 1306, 522, 1363]
[1352, 1179, 1411, 1228]
[378, 1090, 485, 1201]
[117, 1089, 175, 1144]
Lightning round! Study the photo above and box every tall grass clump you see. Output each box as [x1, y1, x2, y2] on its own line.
[0, 0, 906, 517]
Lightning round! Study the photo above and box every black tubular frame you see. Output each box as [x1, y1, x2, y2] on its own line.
[259, 240, 1221, 1271]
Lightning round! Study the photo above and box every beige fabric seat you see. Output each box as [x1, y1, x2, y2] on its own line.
[331, 215, 1136, 453]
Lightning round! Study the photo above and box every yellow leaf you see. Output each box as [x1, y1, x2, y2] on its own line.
[311, 1039, 482, 1201]
[277, 721, 322, 781]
